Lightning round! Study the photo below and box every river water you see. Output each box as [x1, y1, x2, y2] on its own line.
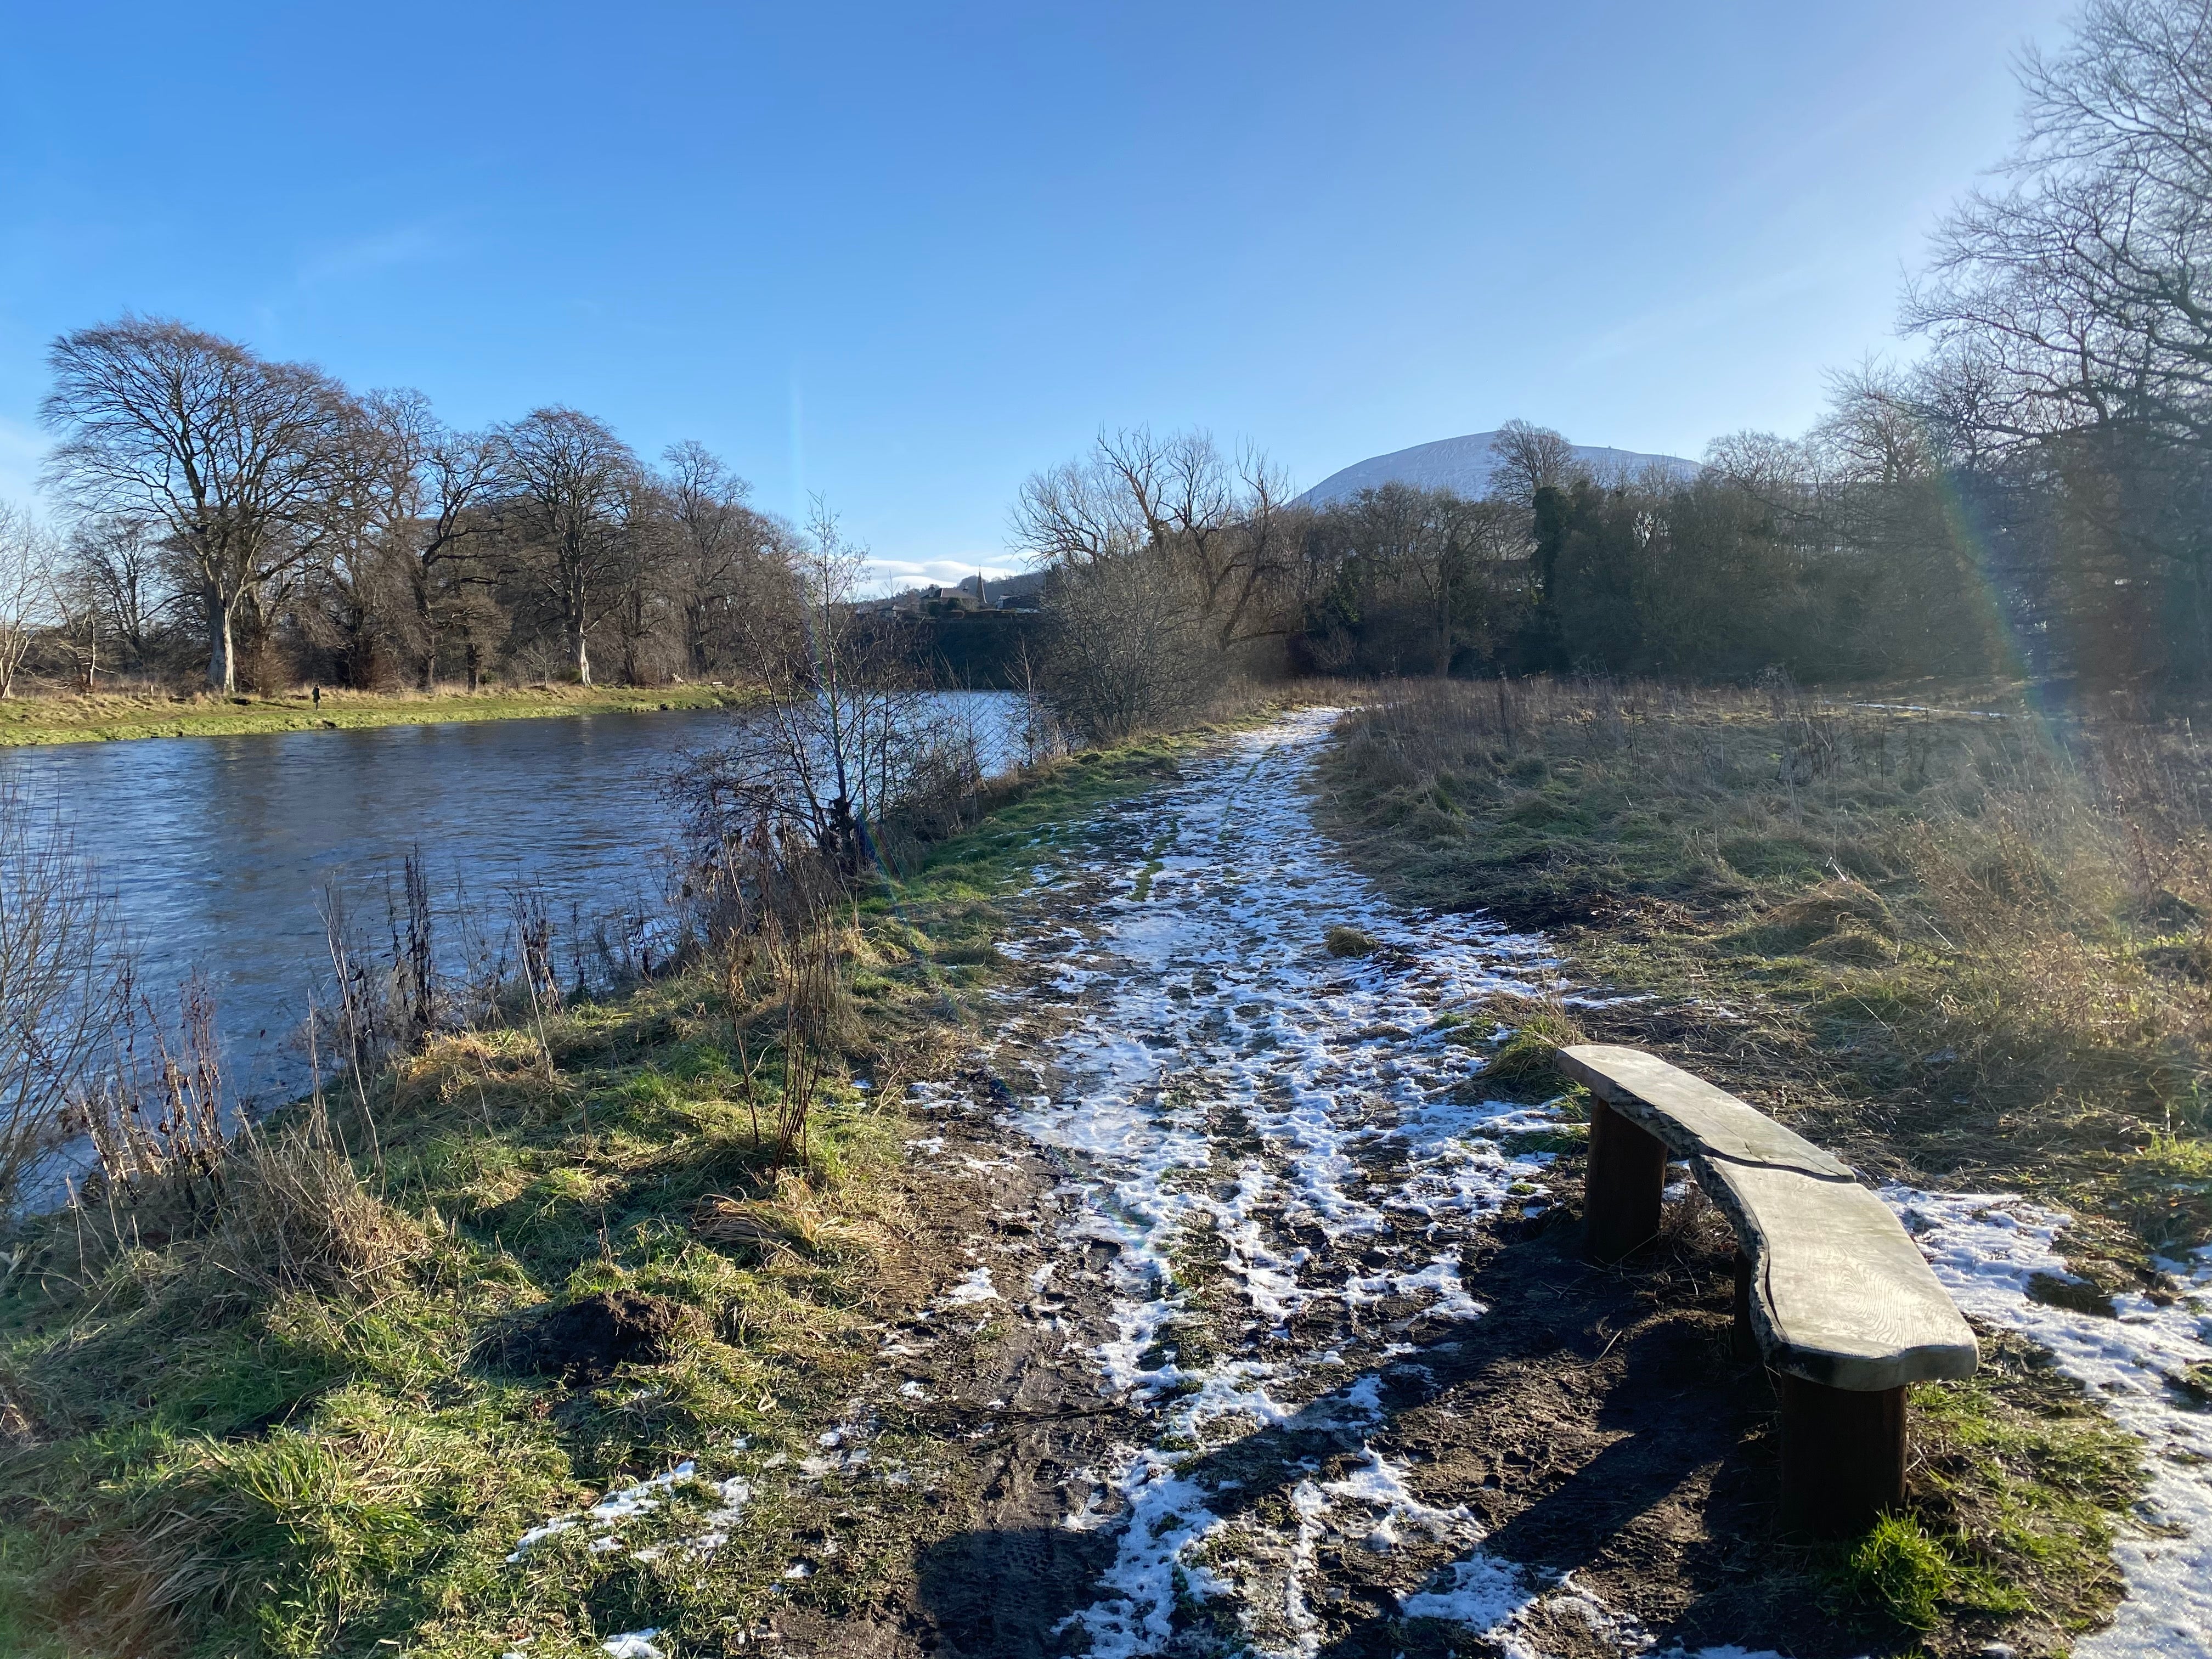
[0, 692, 1017, 1110]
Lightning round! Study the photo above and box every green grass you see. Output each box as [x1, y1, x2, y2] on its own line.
[1814, 1333, 2142, 1643]
[0, 722, 1204, 1659]
[0, 683, 757, 748]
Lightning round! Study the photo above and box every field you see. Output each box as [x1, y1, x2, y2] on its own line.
[1314, 675, 2212, 1637]
[0, 683, 758, 748]
[1318, 676, 2212, 1254]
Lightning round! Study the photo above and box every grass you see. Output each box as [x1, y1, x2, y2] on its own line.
[1801, 1330, 2141, 1643]
[0, 721, 1221, 1659]
[1317, 675, 2212, 1263]
[1871, 1333, 2142, 1640]
[1313, 674, 2187, 1651]
[0, 682, 757, 748]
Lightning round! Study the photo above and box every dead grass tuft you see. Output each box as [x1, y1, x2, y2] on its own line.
[1324, 924, 1378, 957]
[204, 1109, 427, 1300]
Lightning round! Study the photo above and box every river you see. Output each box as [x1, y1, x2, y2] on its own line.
[0, 692, 1018, 1110]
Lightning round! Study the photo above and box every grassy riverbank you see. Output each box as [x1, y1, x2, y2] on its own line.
[0, 684, 757, 748]
[1316, 676, 2195, 1643]
[0, 726, 1215, 1659]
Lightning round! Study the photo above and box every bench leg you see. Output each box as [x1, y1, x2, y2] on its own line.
[1731, 1250, 1759, 1361]
[1779, 1375, 1906, 1538]
[1583, 1096, 1666, 1264]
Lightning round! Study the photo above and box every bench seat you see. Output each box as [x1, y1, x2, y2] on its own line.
[1555, 1043, 1977, 1391]
[1552, 1043, 1978, 1535]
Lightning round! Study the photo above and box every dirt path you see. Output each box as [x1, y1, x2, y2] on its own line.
[775, 710, 2212, 1659]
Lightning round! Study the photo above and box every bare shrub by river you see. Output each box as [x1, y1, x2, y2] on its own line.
[0, 785, 129, 1202]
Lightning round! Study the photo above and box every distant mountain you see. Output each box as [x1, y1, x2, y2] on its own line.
[1296, 430, 1701, 507]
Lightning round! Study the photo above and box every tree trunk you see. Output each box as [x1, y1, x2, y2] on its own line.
[415, 577, 437, 692]
[205, 584, 235, 693]
[686, 600, 709, 677]
[571, 623, 591, 686]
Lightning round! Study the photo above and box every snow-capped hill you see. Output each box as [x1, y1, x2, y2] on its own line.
[1296, 431, 1701, 507]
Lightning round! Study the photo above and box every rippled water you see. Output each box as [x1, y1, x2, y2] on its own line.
[0, 692, 1017, 1107]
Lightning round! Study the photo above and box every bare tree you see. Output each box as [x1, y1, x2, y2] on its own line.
[301, 407, 409, 687]
[1296, 484, 1517, 677]
[362, 390, 500, 691]
[1487, 419, 1583, 507]
[41, 317, 357, 693]
[611, 478, 679, 686]
[493, 407, 642, 685]
[1011, 453, 1148, 567]
[662, 441, 786, 678]
[1014, 427, 1300, 652]
[0, 503, 58, 698]
[67, 516, 166, 676]
[669, 501, 955, 878]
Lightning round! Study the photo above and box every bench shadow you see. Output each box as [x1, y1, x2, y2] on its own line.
[910, 1525, 1125, 1659]
[905, 1214, 1865, 1658]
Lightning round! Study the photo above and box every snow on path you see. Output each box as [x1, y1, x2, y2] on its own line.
[953, 707, 2212, 1659]
[964, 709, 1627, 1656]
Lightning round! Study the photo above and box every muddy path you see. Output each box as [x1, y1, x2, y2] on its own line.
[783, 712, 1802, 1659]
[768, 710, 2212, 1659]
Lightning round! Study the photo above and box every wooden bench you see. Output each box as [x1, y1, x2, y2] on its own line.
[1554, 1043, 1977, 1537]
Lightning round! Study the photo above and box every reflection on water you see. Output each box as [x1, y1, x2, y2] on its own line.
[0, 693, 1017, 1107]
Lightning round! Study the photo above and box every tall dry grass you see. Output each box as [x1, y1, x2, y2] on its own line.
[1323, 676, 2212, 1235]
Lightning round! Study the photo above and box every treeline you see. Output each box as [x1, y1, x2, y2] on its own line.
[10, 317, 806, 695]
[1006, 405, 2006, 736]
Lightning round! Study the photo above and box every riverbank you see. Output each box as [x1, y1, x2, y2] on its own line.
[0, 683, 758, 748]
[0, 721, 1219, 1659]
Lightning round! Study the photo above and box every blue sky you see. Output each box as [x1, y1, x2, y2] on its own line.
[1, 1, 2074, 590]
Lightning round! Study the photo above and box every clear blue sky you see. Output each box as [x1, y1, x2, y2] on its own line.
[1, 0, 2075, 590]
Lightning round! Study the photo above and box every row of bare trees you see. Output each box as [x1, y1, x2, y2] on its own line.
[1009, 4, 2212, 707]
[22, 315, 802, 696]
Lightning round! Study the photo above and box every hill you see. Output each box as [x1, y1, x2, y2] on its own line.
[1297, 430, 1701, 506]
